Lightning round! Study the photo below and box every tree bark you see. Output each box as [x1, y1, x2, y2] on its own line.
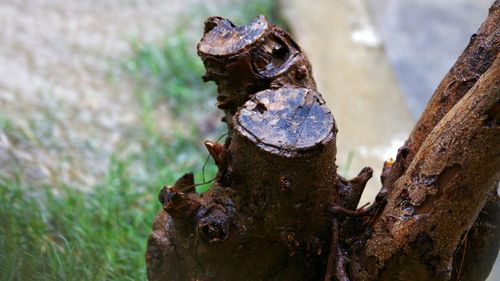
[360, 3, 500, 280]
[351, 54, 500, 281]
[378, 0, 500, 197]
[147, 16, 364, 281]
[197, 15, 316, 130]
[146, 4, 500, 281]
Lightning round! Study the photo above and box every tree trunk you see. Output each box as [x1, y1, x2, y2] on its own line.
[351, 54, 500, 281]
[146, 3, 499, 281]
[147, 16, 348, 281]
[374, 0, 499, 204]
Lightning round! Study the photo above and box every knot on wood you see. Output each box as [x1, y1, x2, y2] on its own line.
[196, 198, 236, 243]
[158, 187, 200, 219]
[279, 175, 293, 193]
[280, 231, 301, 256]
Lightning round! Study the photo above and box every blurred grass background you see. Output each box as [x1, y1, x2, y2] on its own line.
[0, 1, 282, 280]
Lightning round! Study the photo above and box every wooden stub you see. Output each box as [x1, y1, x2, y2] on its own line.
[224, 87, 338, 280]
[235, 87, 335, 156]
[147, 87, 339, 281]
[198, 16, 270, 57]
[198, 16, 316, 129]
[352, 54, 500, 281]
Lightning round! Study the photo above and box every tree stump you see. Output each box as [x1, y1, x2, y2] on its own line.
[146, 4, 500, 280]
[147, 86, 345, 280]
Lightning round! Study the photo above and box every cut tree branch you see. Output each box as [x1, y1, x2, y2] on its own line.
[146, 6, 500, 281]
[147, 16, 364, 281]
[379, 1, 500, 198]
[197, 15, 316, 130]
[352, 54, 500, 281]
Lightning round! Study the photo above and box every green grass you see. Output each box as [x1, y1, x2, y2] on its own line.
[0, 160, 160, 281]
[126, 30, 209, 115]
[0, 1, 283, 280]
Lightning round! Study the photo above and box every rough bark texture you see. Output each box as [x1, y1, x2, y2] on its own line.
[352, 55, 500, 281]
[146, 5, 500, 281]
[147, 89, 339, 281]
[147, 16, 369, 281]
[197, 15, 316, 130]
[359, 3, 500, 280]
[378, 1, 500, 199]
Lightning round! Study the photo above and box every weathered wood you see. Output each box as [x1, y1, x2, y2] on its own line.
[455, 191, 500, 281]
[351, 54, 500, 281]
[230, 87, 338, 239]
[380, 0, 500, 198]
[146, 86, 340, 280]
[197, 15, 316, 130]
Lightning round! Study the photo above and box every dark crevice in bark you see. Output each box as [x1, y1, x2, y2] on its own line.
[452, 190, 500, 281]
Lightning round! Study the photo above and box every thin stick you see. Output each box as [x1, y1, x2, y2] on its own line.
[201, 132, 229, 183]
[324, 218, 339, 281]
[456, 234, 468, 281]
[178, 177, 216, 193]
